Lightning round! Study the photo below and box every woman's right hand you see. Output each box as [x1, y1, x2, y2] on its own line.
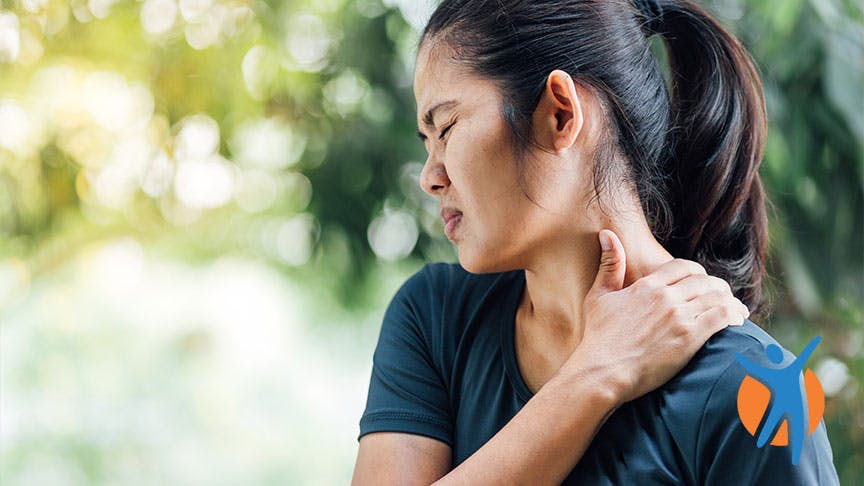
[564, 229, 750, 406]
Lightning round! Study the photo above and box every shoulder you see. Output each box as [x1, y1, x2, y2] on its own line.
[654, 320, 775, 450]
[661, 319, 793, 399]
[658, 319, 796, 436]
[656, 320, 838, 483]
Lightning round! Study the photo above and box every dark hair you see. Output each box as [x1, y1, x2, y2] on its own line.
[420, 0, 770, 316]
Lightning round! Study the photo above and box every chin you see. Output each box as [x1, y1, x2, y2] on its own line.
[457, 245, 520, 275]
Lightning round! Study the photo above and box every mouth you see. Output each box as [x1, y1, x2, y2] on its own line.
[443, 213, 462, 240]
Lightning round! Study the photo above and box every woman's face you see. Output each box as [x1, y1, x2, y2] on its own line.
[413, 42, 587, 273]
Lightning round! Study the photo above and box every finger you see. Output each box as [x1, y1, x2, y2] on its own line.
[589, 229, 627, 293]
[693, 301, 748, 335]
[668, 274, 731, 302]
[644, 258, 707, 286]
[683, 290, 748, 318]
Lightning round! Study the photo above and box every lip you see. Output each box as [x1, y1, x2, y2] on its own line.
[440, 207, 462, 222]
[444, 214, 462, 240]
[440, 207, 463, 240]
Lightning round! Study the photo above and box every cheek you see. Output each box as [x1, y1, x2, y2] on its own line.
[448, 115, 522, 210]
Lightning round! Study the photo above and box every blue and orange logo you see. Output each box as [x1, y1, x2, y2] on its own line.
[734, 336, 825, 465]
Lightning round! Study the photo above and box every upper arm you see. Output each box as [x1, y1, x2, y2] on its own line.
[698, 345, 840, 485]
[355, 266, 455, 484]
[351, 432, 451, 485]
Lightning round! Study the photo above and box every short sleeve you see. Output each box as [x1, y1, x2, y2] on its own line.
[697, 342, 840, 485]
[357, 264, 453, 447]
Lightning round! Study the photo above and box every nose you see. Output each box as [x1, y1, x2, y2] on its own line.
[419, 153, 450, 195]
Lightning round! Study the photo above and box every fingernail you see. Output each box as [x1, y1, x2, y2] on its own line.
[599, 232, 611, 251]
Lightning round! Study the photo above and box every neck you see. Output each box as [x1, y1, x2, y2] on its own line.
[518, 207, 674, 351]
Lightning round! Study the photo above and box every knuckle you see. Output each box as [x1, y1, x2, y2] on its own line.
[714, 276, 733, 292]
[600, 252, 620, 267]
[709, 288, 727, 301]
[659, 286, 675, 303]
[721, 304, 737, 321]
[676, 323, 693, 341]
[671, 258, 690, 272]
[670, 304, 688, 322]
[663, 304, 676, 319]
[643, 277, 661, 291]
[689, 261, 707, 275]
[635, 277, 656, 294]
[675, 258, 705, 275]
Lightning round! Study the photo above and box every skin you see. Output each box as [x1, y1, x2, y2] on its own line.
[414, 40, 723, 391]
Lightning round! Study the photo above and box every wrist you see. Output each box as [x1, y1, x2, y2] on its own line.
[552, 353, 628, 408]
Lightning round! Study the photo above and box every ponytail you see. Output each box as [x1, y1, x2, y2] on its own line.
[421, 0, 770, 315]
[653, 0, 770, 316]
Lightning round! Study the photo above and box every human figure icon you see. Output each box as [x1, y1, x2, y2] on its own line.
[735, 336, 821, 465]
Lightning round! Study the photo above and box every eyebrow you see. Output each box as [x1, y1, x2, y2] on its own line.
[417, 100, 458, 140]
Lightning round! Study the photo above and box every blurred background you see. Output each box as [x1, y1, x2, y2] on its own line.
[0, 0, 860, 483]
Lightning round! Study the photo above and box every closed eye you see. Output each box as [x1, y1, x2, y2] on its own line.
[439, 123, 454, 141]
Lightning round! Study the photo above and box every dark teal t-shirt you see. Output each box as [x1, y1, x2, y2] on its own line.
[357, 262, 840, 484]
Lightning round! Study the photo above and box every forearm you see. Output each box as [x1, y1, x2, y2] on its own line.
[432, 357, 622, 486]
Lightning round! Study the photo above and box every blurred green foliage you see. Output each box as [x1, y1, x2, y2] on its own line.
[0, 0, 861, 483]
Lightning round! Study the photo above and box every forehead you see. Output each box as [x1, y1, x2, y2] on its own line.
[413, 42, 489, 124]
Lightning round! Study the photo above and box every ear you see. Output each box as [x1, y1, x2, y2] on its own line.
[532, 69, 584, 154]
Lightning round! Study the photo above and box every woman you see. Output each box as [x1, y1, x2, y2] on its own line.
[353, 0, 839, 484]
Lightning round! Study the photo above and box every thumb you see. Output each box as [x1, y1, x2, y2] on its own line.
[590, 229, 626, 293]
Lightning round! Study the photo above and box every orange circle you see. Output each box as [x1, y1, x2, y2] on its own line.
[804, 368, 825, 434]
[736, 368, 825, 447]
